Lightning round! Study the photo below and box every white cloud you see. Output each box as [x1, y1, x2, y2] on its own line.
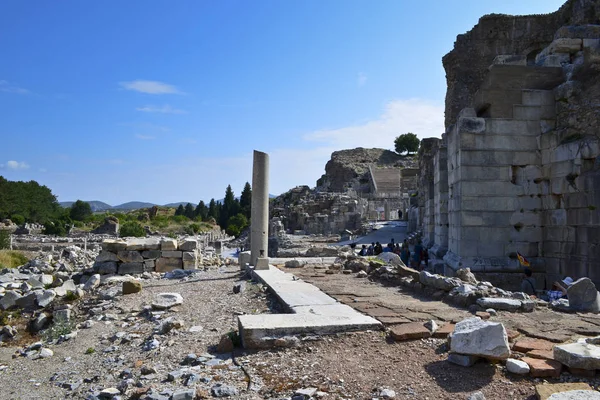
[136, 105, 187, 114]
[357, 72, 367, 87]
[0, 80, 30, 95]
[304, 99, 444, 148]
[135, 134, 155, 140]
[2, 160, 30, 169]
[119, 80, 183, 95]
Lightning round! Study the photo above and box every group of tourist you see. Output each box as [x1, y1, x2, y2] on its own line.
[356, 237, 429, 270]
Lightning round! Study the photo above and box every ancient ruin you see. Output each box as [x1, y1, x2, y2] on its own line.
[416, 0, 600, 289]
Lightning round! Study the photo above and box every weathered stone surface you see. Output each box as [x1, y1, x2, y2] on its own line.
[96, 251, 119, 263]
[54, 280, 76, 297]
[567, 278, 600, 313]
[390, 322, 431, 341]
[506, 358, 530, 375]
[97, 262, 118, 275]
[101, 239, 127, 253]
[161, 238, 177, 251]
[182, 251, 196, 261]
[152, 293, 183, 309]
[420, 271, 461, 291]
[554, 343, 600, 370]
[449, 317, 510, 360]
[522, 357, 562, 378]
[117, 251, 144, 263]
[433, 323, 455, 338]
[141, 250, 161, 260]
[155, 258, 183, 272]
[527, 349, 556, 360]
[35, 290, 56, 308]
[548, 390, 600, 400]
[476, 297, 521, 312]
[122, 281, 142, 295]
[178, 239, 198, 251]
[0, 290, 22, 310]
[285, 260, 304, 268]
[126, 238, 160, 251]
[83, 274, 101, 291]
[118, 262, 144, 275]
[162, 250, 182, 258]
[16, 292, 37, 308]
[456, 268, 478, 284]
[536, 383, 595, 400]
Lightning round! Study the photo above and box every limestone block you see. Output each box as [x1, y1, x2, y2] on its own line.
[161, 238, 178, 251]
[485, 119, 540, 136]
[461, 166, 510, 181]
[567, 278, 600, 313]
[182, 251, 196, 261]
[156, 257, 183, 272]
[537, 53, 571, 67]
[144, 260, 155, 272]
[117, 251, 144, 263]
[183, 259, 197, 270]
[447, 353, 479, 367]
[178, 239, 198, 251]
[142, 250, 161, 260]
[491, 55, 526, 66]
[255, 258, 269, 270]
[461, 182, 522, 197]
[449, 317, 510, 360]
[238, 251, 251, 268]
[162, 250, 183, 258]
[513, 105, 542, 121]
[102, 239, 127, 253]
[96, 251, 118, 263]
[126, 238, 160, 251]
[474, 135, 538, 152]
[506, 359, 530, 375]
[522, 90, 555, 106]
[549, 38, 582, 54]
[97, 261, 118, 274]
[476, 298, 521, 312]
[554, 343, 600, 370]
[509, 211, 542, 226]
[118, 262, 144, 275]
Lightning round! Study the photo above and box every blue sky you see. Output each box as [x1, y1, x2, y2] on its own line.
[0, 0, 565, 205]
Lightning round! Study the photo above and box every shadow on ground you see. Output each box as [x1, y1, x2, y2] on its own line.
[425, 360, 495, 392]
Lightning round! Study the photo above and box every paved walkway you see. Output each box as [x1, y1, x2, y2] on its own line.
[288, 265, 600, 343]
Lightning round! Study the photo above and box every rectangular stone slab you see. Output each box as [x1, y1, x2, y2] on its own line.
[536, 383, 593, 400]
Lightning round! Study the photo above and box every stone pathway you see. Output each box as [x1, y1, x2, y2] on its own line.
[289, 265, 600, 344]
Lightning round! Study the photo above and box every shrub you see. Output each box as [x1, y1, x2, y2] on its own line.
[119, 221, 146, 238]
[10, 214, 25, 225]
[170, 215, 188, 224]
[43, 319, 74, 342]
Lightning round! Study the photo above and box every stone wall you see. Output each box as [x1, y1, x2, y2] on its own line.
[94, 238, 200, 275]
[418, 2, 600, 287]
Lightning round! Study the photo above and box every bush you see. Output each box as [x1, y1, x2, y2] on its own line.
[184, 223, 201, 235]
[10, 214, 25, 225]
[170, 215, 188, 224]
[119, 221, 146, 238]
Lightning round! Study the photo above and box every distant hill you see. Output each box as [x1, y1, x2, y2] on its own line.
[58, 195, 279, 211]
[112, 201, 158, 210]
[59, 200, 113, 212]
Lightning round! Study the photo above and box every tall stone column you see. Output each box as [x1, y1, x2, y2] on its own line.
[250, 150, 269, 268]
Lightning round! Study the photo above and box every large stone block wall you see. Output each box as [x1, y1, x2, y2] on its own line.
[432, 139, 449, 257]
[420, 19, 600, 287]
[94, 238, 200, 275]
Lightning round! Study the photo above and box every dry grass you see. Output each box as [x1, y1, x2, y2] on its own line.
[0, 250, 29, 269]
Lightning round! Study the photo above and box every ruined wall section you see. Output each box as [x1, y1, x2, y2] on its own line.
[431, 138, 449, 258]
[442, 0, 600, 128]
[417, 139, 438, 247]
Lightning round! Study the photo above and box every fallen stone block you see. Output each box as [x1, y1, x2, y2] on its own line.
[554, 342, 600, 370]
[522, 356, 562, 378]
[122, 281, 142, 295]
[450, 317, 510, 360]
[433, 323, 455, 338]
[152, 293, 183, 310]
[476, 297, 522, 312]
[567, 278, 600, 313]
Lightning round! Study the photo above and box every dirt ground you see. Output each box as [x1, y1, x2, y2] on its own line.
[0, 262, 599, 400]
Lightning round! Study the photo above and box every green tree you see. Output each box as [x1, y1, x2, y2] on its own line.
[207, 198, 219, 221]
[194, 200, 207, 221]
[0, 176, 61, 223]
[219, 185, 240, 228]
[184, 203, 195, 219]
[239, 182, 252, 219]
[394, 132, 420, 155]
[175, 204, 185, 216]
[226, 213, 249, 237]
[69, 200, 92, 221]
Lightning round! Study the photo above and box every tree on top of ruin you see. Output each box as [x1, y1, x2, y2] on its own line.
[394, 132, 420, 155]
